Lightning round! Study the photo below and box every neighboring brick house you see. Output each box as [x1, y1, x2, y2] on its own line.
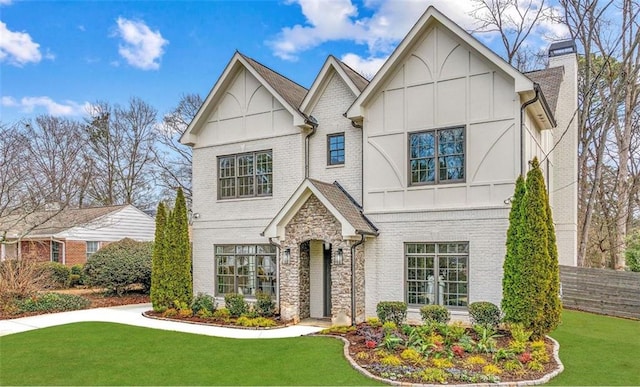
[0, 205, 155, 266]
[181, 7, 578, 325]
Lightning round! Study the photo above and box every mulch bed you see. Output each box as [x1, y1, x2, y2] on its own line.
[144, 310, 291, 329]
[320, 323, 560, 385]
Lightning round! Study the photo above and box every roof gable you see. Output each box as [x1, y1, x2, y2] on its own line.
[299, 56, 369, 115]
[180, 52, 309, 146]
[346, 6, 536, 120]
[262, 179, 377, 240]
[526, 66, 564, 116]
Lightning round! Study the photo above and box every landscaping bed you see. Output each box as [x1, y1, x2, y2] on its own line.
[143, 309, 290, 329]
[320, 320, 560, 385]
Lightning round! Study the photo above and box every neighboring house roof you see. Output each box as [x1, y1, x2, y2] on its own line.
[0, 204, 131, 239]
[262, 178, 378, 240]
[180, 51, 310, 145]
[525, 66, 564, 116]
[345, 6, 555, 130]
[239, 53, 308, 111]
[299, 55, 370, 115]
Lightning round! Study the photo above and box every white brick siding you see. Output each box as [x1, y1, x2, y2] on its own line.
[364, 207, 510, 322]
[308, 71, 363, 203]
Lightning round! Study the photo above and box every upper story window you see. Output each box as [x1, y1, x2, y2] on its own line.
[409, 127, 465, 185]
[327, 133, 345, 166]
[86, 241, 100, 259]
[218, 150, 272, 199]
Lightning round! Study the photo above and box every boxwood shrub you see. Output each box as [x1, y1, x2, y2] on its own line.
[191, 293, 216, 314]
[42, 262, 71, 289]
[469, 301, 501, 327]
[419, 304, 450, 324]
[376, 301, 407, 326]
[224, 293, 248, 317]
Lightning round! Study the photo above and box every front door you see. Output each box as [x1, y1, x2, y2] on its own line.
[323, 244, 332, 317]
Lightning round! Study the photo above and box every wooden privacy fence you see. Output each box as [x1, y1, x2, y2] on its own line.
[560, 265, 640, 320]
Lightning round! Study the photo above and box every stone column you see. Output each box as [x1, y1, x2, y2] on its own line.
[279, 244, 300, 323]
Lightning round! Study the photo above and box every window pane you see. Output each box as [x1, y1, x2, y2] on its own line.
[328, 134, 345, 165]
[409, 132, 435, 184]
[216, 245, 277, 297]
[438, 128, 464, 182]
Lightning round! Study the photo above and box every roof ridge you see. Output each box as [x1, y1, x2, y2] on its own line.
[238, 52, 308, 93]
[333, 56, 369, 83]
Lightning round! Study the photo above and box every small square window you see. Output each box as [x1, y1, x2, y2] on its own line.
[327, 133, 345, 165]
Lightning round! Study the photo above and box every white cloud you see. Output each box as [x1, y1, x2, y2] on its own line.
[1, 96, 93, 116]
[0, 21, 42, 66]
[0, 0, 13, 5]
[340, 53, 387, 78]
[114, 17, 168, 70]
[268, 0, 477, 61]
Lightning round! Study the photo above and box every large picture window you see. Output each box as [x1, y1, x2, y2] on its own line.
[218, 150, 272, 199]
[405, 242, 468, 307]
[215, 244, 277, 297]
[409, 127, 465, 185]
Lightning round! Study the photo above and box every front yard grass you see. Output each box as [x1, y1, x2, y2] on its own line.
[548, 309, 640, 386]
[0, 322, 381, 386]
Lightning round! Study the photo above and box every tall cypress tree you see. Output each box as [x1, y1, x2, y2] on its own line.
[520, 157, 552, 339]
[542, 178, 562, 333]
[502, 175, 526, 323]
[151, 201, 168, 310]
[166, 188, 192, 306]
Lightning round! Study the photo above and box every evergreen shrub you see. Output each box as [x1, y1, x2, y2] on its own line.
[224, 293, 248, 317]
[376, 301, 407, 326]
[42, 262, 71, 289]
[15, 292, 90, 313]
[468, 301, 501, 327]
[191, 293, 216, 314]
[419, 304, 450, 324]
[255, 292, 275, 317]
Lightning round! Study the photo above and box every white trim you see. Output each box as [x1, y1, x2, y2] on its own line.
[299, 56, 361, 114]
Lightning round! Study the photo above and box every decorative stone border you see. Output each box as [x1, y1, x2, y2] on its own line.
[316, 334, 564, 386]
[142, 311, 295, 330]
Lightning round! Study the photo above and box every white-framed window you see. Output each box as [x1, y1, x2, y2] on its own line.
[405, 242, 469, 307]
[215, 244, 277, 297]
[51, 241, 61, 263]
[218, 150, 273, 199]
[409, 127, 465, 185]
[86, 241, 100, 259]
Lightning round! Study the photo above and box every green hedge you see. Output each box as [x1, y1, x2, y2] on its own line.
[376, 301, 407, 326]
[419, 305, 450, 324]
[469, 301, 501, 327]
[15, 292, 90, 313]
[84, 238, 152, 295]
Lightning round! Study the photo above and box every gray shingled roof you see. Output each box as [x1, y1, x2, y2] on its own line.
[0, 205, 127, 238]
[525, 66, 564, 116]
[334, 57, 370, 92]
[308, 179, 378, 235]
[239, 53, 308, 111]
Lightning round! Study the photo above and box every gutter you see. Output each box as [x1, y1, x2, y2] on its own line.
[350, 232, 366, 326]
[304, 116, 319, 178]
[520, 84, 541, 176]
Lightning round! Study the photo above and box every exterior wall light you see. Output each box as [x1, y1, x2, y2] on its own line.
[335, 248, 344, 265]
[283, 248, 291, 265]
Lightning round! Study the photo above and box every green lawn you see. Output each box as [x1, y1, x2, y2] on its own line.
[0, 322, 381, 386]
[1, 310, 638, 386]
[548, 309, 640, 386]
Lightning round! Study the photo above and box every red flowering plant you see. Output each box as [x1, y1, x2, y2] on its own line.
[518, 352, 532, 364]
[451, 344, 465, 357]
[365, 340, 377, 349]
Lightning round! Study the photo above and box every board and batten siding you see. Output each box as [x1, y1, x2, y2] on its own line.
[55, 205, 155, 242]
[362, 24, 522, 213]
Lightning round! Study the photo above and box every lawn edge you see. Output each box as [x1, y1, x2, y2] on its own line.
[316, 334, 564, 386]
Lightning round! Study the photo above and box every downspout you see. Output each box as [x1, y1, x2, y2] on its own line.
[350, 233, 366, 326]
[268, 237, 281, 311]
[519, 83, 541, 176]
[304, 116, 319, 178]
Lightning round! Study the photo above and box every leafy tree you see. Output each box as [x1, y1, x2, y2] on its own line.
[151, 201, 169, 310]
[502, 175, 526, 323]
[625, 230, 640, 272]
[164, 188, 192, 306]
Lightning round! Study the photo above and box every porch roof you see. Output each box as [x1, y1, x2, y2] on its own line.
[261, 179, 378, 240]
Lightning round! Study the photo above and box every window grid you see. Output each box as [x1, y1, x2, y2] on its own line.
[86, 241, 100, 259]
[218, 151, 272, 199]
[409, 127, 465, 185]
[327, 133, 345, 165]
[405, 242, 468, 308]
[215, 244, 277, 297]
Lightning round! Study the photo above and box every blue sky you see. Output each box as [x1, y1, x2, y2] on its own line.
[1, 0, 567, 124]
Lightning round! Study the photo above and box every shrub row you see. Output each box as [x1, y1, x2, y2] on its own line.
[14, 292, 91, 314]
[376, 301, 501, 326]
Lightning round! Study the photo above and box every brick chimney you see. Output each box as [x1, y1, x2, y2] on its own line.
[548, 40, 578, 267]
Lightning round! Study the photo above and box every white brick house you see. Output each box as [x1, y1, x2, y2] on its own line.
[181, 7, 578, 325]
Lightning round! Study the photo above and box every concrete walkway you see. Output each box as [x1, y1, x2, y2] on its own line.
[0, 303, 324, 339]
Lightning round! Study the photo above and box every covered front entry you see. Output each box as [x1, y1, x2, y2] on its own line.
[262, 179, 377, 325]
